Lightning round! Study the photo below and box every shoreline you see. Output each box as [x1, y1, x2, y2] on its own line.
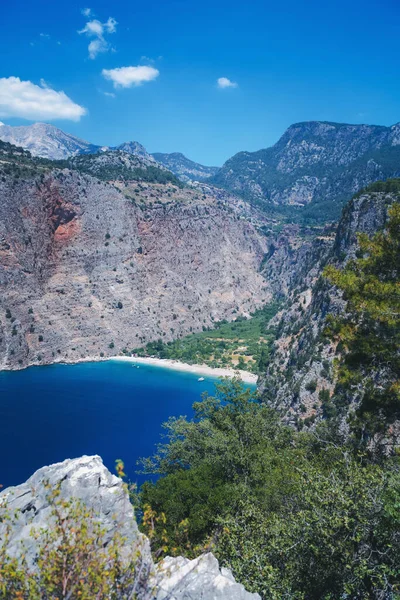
[1, 355, 258, 385]
[110, 355, 258, 384]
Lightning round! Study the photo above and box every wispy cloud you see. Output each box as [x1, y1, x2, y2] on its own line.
[31, 33, 61, 47]
[0, 77, 87, 121]
[78, 13, 117, 59]
[102, 65, 159, 89]
[81, 7, 92, 17]
[103, 91, 116, 98]
[217, 77, 238, 89]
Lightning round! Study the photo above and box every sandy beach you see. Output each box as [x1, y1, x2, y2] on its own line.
[109, 355, 258, 384]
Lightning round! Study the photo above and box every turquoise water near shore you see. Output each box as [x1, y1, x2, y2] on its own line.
[0, 360, 254, 489]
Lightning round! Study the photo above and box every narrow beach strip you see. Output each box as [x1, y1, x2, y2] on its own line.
[109, 356, 258, 385]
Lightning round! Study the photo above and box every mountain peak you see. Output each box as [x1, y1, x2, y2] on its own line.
[0, 122, 98, 160]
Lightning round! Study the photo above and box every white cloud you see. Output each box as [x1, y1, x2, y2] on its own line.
[78, 15, 117, 59]
[0, 77, 87, 121]
[217, 77, 238, 89]
[39, 33, 50, 39]
[104, 17, 117, 33]
[103, 91, 116, 98]
[82, 7, 92, 17]
[140, 55, 156, 65]
[87, 38, 106, 59]
[102, 66, 159, 88]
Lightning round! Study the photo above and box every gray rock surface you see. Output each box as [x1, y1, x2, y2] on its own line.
[0, 146, 270, 370]
[261, 189, 396, 422]
[0, 122, 99, 159]
[0, 456, 258, 600]
[154, 554, 260, 599]
[0, 455, 151, 572]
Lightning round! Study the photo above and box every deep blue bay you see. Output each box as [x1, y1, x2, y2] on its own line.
[0, 360, 255, 489]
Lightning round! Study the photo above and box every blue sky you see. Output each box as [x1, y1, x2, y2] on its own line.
[1, 0, 400, 165]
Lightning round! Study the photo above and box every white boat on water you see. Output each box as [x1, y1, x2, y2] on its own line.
[198, 377, 205, 382]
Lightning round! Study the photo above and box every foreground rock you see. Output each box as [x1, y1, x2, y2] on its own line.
[0, 455, 152, 573]
[0, 455, 259, 600]
[154, 554, 260, 599]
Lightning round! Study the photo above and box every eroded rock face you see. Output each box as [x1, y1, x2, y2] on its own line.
[0, 456, 258, 600]
[261, 190, 396, 423]
[0, 166, 270, 370]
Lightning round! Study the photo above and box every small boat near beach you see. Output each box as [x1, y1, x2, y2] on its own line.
[198, 377, 205, 382]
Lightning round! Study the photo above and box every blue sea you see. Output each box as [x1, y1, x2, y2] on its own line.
[0, 360, 254, 489]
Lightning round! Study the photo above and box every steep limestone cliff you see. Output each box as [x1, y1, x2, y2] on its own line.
[261, 185, 398, 424]
[0, 150, 269, 370]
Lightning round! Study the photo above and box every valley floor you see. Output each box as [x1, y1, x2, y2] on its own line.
[110, 355, 258, 384]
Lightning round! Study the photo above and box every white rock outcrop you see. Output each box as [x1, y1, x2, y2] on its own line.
[0, 455, 260, 600]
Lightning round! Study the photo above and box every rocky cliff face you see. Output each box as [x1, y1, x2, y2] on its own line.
[212, 121, 400, 222]
[261, 186, 398, 424]
[0, 455, 260, 600]
[152, 152, 219, 183]
[0, 147, 269, 370]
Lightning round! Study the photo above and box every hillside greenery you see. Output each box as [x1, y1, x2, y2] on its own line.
[131, 303, 279, 373]
[211, 134, 400, 225]
[138, 204, 400, 599]
[353, 177, 400, 198]
[139, 379, 400, 599]
[0, 140, 183, 187]
[68, 152, 184, 187]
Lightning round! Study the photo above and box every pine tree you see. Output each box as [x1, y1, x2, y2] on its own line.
[324, 202, 400, 441]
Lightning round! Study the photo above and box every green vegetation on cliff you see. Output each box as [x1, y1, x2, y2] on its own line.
[131, 303, 279, 373]
[324, 201, 400, 439]
[0, 140, 183, 187]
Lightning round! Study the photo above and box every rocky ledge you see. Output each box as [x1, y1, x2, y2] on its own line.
[0, 455, 259, 600]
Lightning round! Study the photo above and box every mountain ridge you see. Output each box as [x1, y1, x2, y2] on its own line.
[0, 122, 218, 182]
[152, 151, 219, 182]
[211, 120, 400, 222]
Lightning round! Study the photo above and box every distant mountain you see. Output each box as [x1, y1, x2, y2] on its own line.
[0, 122, 99, 160]
[211, 121, 400, 222]
[151, 152, 219, 182]
[0, 124, 208, 179]
[0, 123, 157, 164]
[117, 141, 155, 162]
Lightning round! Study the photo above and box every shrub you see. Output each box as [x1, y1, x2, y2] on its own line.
[0, 483, 149, 598]
[305, 380, 317, 393]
